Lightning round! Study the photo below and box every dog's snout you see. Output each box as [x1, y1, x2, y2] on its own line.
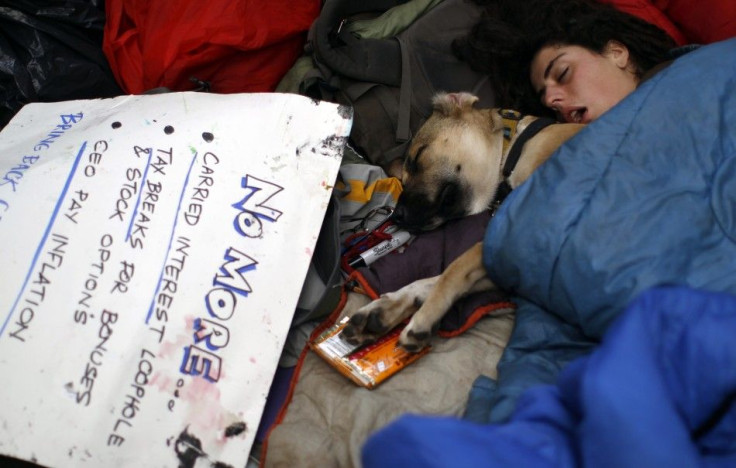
[437, 182, 459, 209]
[392, 204, 408, 225]
[392, 179, 469, 231]
[392, 192, 434, 232]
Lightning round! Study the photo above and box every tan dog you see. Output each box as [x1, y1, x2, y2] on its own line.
[341, 92, 584, 352]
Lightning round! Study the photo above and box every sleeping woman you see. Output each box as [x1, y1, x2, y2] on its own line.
[454, 0, 681, 123]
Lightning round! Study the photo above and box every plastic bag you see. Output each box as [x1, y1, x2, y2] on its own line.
[0, 0, 122, 129]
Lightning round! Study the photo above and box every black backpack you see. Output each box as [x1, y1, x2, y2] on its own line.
[301, 0, 496, 171]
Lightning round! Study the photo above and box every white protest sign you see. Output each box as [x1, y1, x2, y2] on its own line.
[0, 92, 351, 467]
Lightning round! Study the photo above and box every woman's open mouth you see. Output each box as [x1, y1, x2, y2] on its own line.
[567, 108, 588, 123]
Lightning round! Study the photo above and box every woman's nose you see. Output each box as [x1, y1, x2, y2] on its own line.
[543, 85, 563, 109]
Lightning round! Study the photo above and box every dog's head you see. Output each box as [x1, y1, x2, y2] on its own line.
[392, 92, 505, 231]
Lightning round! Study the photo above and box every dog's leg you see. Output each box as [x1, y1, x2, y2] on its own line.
[341, 276, 440, 347]
[341, 242, 496, 350]
[399, 242, 495, 351]
[339, 290, 373, 320]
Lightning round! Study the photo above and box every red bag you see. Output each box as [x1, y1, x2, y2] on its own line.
[602, 0, 736, 45]
[651, 0, 736, 44]
[598, 0, 687, 45]
[103, 0, 320, 94]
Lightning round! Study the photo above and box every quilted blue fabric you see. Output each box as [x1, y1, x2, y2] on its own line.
[362, 37, 736, 466]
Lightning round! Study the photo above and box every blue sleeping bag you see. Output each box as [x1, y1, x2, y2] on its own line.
[362, 37, 736, 467]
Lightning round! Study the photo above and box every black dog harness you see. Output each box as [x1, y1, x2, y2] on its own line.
[491, 110, 556, 213]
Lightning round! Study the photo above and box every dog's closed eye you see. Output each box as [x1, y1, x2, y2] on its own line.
[406, 145, 426, 175]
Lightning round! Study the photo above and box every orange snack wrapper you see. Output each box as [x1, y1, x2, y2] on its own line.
[310, 317, 431, 389]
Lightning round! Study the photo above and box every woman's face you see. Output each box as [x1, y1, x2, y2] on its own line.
[530, 42, 638, 123]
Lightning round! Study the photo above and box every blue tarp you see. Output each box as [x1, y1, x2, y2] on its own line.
[362, 37, 736, 467]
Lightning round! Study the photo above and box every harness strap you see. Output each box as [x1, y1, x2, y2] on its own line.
[492, 112, 556, 212]
[395, 36, 412, 143]
[501, 116, 555, 178]
[499, 109, 522, 156]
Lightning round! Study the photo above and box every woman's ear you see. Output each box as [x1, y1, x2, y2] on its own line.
[604, 40, 632, 70]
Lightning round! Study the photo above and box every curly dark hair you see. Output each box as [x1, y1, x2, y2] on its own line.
[454, 0, 676, 117]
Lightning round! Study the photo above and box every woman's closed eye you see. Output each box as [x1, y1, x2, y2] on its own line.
[557, 67, 569, 82]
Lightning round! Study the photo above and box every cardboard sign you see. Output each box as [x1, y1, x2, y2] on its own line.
[0, 92, 351, 467]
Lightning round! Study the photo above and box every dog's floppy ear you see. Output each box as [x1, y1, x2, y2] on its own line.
[432, 92, 479, 117]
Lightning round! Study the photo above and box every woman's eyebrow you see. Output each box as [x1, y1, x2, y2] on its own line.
[537, 52, 567, 101]
[544, 52, 567, 80]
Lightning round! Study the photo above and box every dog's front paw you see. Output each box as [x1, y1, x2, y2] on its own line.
[398, 316, 439, 353]
[341, 290, 422, 347]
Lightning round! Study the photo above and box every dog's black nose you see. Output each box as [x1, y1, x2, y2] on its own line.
[392, 203, 407, 224]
